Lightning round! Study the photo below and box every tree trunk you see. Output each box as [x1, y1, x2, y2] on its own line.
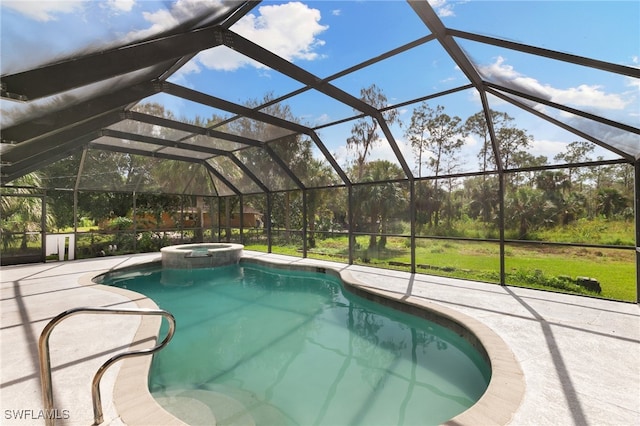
[368, 213, 377, 249]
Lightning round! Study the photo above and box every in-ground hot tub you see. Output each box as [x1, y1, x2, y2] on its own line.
[161, 243, 243, 269]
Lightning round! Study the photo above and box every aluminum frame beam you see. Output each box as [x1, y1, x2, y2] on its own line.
[221, 29, 413, 177]
[2, 131, 101, 184]
[449, 29, 640, 79]
[163, 82, 311, 135]
[100, 129, 271, 193]
[2, 81, 160, 144]
[487, 87, 635, 162]
[124, 111, 263, 148]
[0, 1, 261, 101]
[485, 83, 640, 137]
[89, 141, 240, 196]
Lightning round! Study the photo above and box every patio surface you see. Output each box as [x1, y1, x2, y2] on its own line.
[1, 251, 638, 425]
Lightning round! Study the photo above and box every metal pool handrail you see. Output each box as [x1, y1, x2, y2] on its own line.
[38, 307, 176, 426]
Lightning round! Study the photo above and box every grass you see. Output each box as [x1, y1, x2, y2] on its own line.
[246, 234, 636, 302]
[534, 218, 635, 246]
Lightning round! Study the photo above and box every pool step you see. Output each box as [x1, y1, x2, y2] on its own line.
[154, 389, 255, 426]
[201, 385, 292, 426]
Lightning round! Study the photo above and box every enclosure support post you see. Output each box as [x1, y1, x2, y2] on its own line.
[180, 197, 184, 243]
[224, 197, 231, 242]
[239, 195, 244, 245]
[499, 172, 506, 286]
[267, 193, 273, 253]
[73, 148, 87, 257]
[217, 197, 222, 242]
[41, 191, 47, 263]
[209, 197, 215, 243]
[410, 180, 416, 274]
[132, 192, 137, 252]
[302, 190, 308, 258]
[635, 161, 639, 304]
[348, 185, 354, 265]
[73, 190, 78, 245]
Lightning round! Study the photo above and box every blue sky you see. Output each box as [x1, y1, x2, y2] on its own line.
[2, 0, 639, 173]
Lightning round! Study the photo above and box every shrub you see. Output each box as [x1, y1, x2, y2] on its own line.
[106, 216, 133, 230]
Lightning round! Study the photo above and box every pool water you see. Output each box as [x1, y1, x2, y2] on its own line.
[102, 263, 490, 425]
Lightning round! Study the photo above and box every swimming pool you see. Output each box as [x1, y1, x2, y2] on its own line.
[101, 262, 491, 425]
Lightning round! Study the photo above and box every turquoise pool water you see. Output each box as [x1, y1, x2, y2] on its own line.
[102, 263, 490, 425]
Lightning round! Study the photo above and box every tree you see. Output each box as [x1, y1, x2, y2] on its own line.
[416, 104, 466, 226]
[0, 173, 53, 251]
[346, 84, 398, 180]
[553, 141, 594, 190]
[496, 126, 532, 171]
[356, 160, 407, 249]
[37, 154, 84, 229]
[231, 94, 311, 242]
[305, 160, 337, 248]
[463, 110, 511, 173]
[414, 180, 444, 229]
[505, 187, 550, 239]
[149, 160, 214, 242]
[464, 176, 499, 224]
[610, 163, 634, 199]
[462, 110, 535, 179]
[596, 188, 628, 219]
[536, 170, 575, 226]
[404, 102, 430, 177]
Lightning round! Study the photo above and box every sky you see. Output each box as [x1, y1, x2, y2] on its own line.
[1, 0, 639, 175]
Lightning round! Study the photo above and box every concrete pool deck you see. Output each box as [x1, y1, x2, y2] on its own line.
[1, 251, 638, 425]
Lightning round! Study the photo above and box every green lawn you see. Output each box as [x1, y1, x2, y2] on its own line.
[245, 235, 636, 302]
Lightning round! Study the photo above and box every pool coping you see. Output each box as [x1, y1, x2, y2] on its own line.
[83, 256, 525, 426]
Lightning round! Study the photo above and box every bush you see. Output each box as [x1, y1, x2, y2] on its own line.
[137, 231, 168, 252]
[107, 216, 133, 230]
[507, 268, 598, 295]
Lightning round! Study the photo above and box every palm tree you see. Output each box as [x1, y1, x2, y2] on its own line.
[505, 187, 549, 239]
[596, 188, 628, 219]
[1, 173, 51, 252]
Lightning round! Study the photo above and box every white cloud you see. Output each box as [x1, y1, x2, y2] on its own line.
[195, 46, 261, 72]
[551, 84, 628, 110]
[626, 76, 640, 89]
[332, 9, 341, 16]
[234, 2, 327, 62]
[123, 0, 225, 42]
[369, 137, 414, 165]
[529, 139, 566, 159]
[314, 113, 331, 125]
[124, 7, 179, 41]
[2, 0, 83, 22]
[174, 2, 328, 76]
[428, 0, 456, 17]
[479, 56, 631, 110]
[108, 0, 135, 13]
